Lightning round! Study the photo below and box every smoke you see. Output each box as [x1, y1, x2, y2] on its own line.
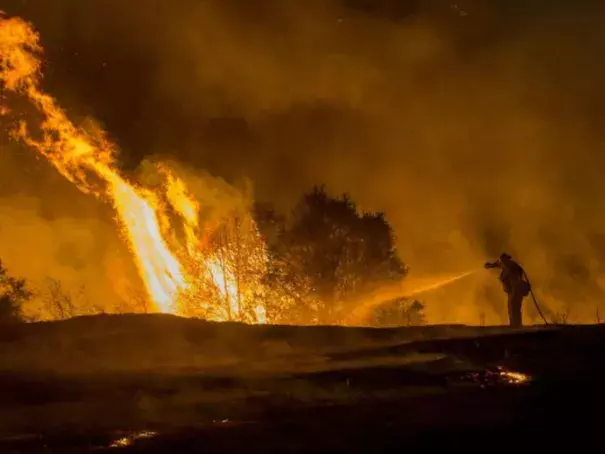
[0, 141, 140, 319]
[2, 0, 605, 324]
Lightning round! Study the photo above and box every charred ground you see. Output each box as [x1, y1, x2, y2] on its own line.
[0, 314, 603, 452]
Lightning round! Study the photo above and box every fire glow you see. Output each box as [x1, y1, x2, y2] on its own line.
[109, 431, 157, 449]
[0, 16, 269, 323]
[498, 368, 531, 385]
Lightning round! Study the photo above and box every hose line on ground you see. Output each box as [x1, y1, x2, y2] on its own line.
[523, 272, 550, 325]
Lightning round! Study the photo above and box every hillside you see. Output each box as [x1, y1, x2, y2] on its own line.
[0, 315, 603, 452]
[0, 314, 533, 373]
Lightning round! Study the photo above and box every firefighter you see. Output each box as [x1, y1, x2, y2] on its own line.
[484, 253, 531, 328]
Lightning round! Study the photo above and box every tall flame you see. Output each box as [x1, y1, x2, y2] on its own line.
[0, 17, 187, 313]
[0, 16, 274, 321]
[108, 177, 185, 313]
[161, 165, 201, 254]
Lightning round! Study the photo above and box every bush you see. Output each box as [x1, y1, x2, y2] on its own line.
[255, 186, 407, 324]
[371, 299, 426, 327]
[0, 260, 31, 324]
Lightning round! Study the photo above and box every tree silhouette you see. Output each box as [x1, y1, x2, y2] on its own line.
[0, 260, 31, 324]
[257, 186, 406, 324]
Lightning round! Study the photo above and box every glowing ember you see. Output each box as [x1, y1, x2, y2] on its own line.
[0, 16, 274, 322]
[498, 368, 531, 385]
[457, 367, 532, 387]
[109, 431, 157, 448]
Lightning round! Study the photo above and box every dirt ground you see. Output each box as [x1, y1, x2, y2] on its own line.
[0, 315, 603, 452]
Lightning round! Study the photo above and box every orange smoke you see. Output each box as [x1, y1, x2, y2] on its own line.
[0, 17, 186, 313]
[0, 16, 268, 321]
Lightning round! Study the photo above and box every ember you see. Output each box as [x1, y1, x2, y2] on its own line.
[109, 431, 157, 448]
[497, 368, 531, 385]
[455, 367, 532, 387]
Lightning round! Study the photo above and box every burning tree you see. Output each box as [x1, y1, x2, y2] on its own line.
[208, 215, 269, 322]
[178, 211, 274, 323]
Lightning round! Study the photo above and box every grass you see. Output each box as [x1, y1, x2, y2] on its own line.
[0, 313, 540, 374]
[1, 314, 603, 451]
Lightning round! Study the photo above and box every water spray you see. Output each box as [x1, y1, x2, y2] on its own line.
[396, 269, 481, 299]
[344, 268, 482, 324]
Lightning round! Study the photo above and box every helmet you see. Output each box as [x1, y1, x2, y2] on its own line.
[500, 253, 512, 261]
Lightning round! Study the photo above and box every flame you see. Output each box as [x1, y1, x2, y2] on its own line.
[208, 257, 240, 319]
[161, 165, 200, 253]
[0, 17, 185, 313]
[109, 431, 157, 448]
[0, 16, 272, 321]
[255, 304, 267, 324]
[108, 176, 185, 313]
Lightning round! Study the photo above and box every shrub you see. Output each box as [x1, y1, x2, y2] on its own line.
[0, 260, 31, 324]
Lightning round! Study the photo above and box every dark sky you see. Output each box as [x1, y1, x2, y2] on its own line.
[2, 0, 605, 323]
[3, 1, 599, 173]
[2, 1, 602, 198]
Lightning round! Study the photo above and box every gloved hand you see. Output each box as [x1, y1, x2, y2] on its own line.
[484, 262, 497, 269]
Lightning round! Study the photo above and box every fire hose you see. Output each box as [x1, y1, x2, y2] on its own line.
[523, 271, 550, 325]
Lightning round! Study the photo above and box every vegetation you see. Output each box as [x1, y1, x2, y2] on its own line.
[37, 278, 102, 321]
[371, 299, 426, 327]
[256, 185, 419, 325]
[179, 210, 272, 323]
[0, 260, 31, 324]
[0, 185, 422, 327]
